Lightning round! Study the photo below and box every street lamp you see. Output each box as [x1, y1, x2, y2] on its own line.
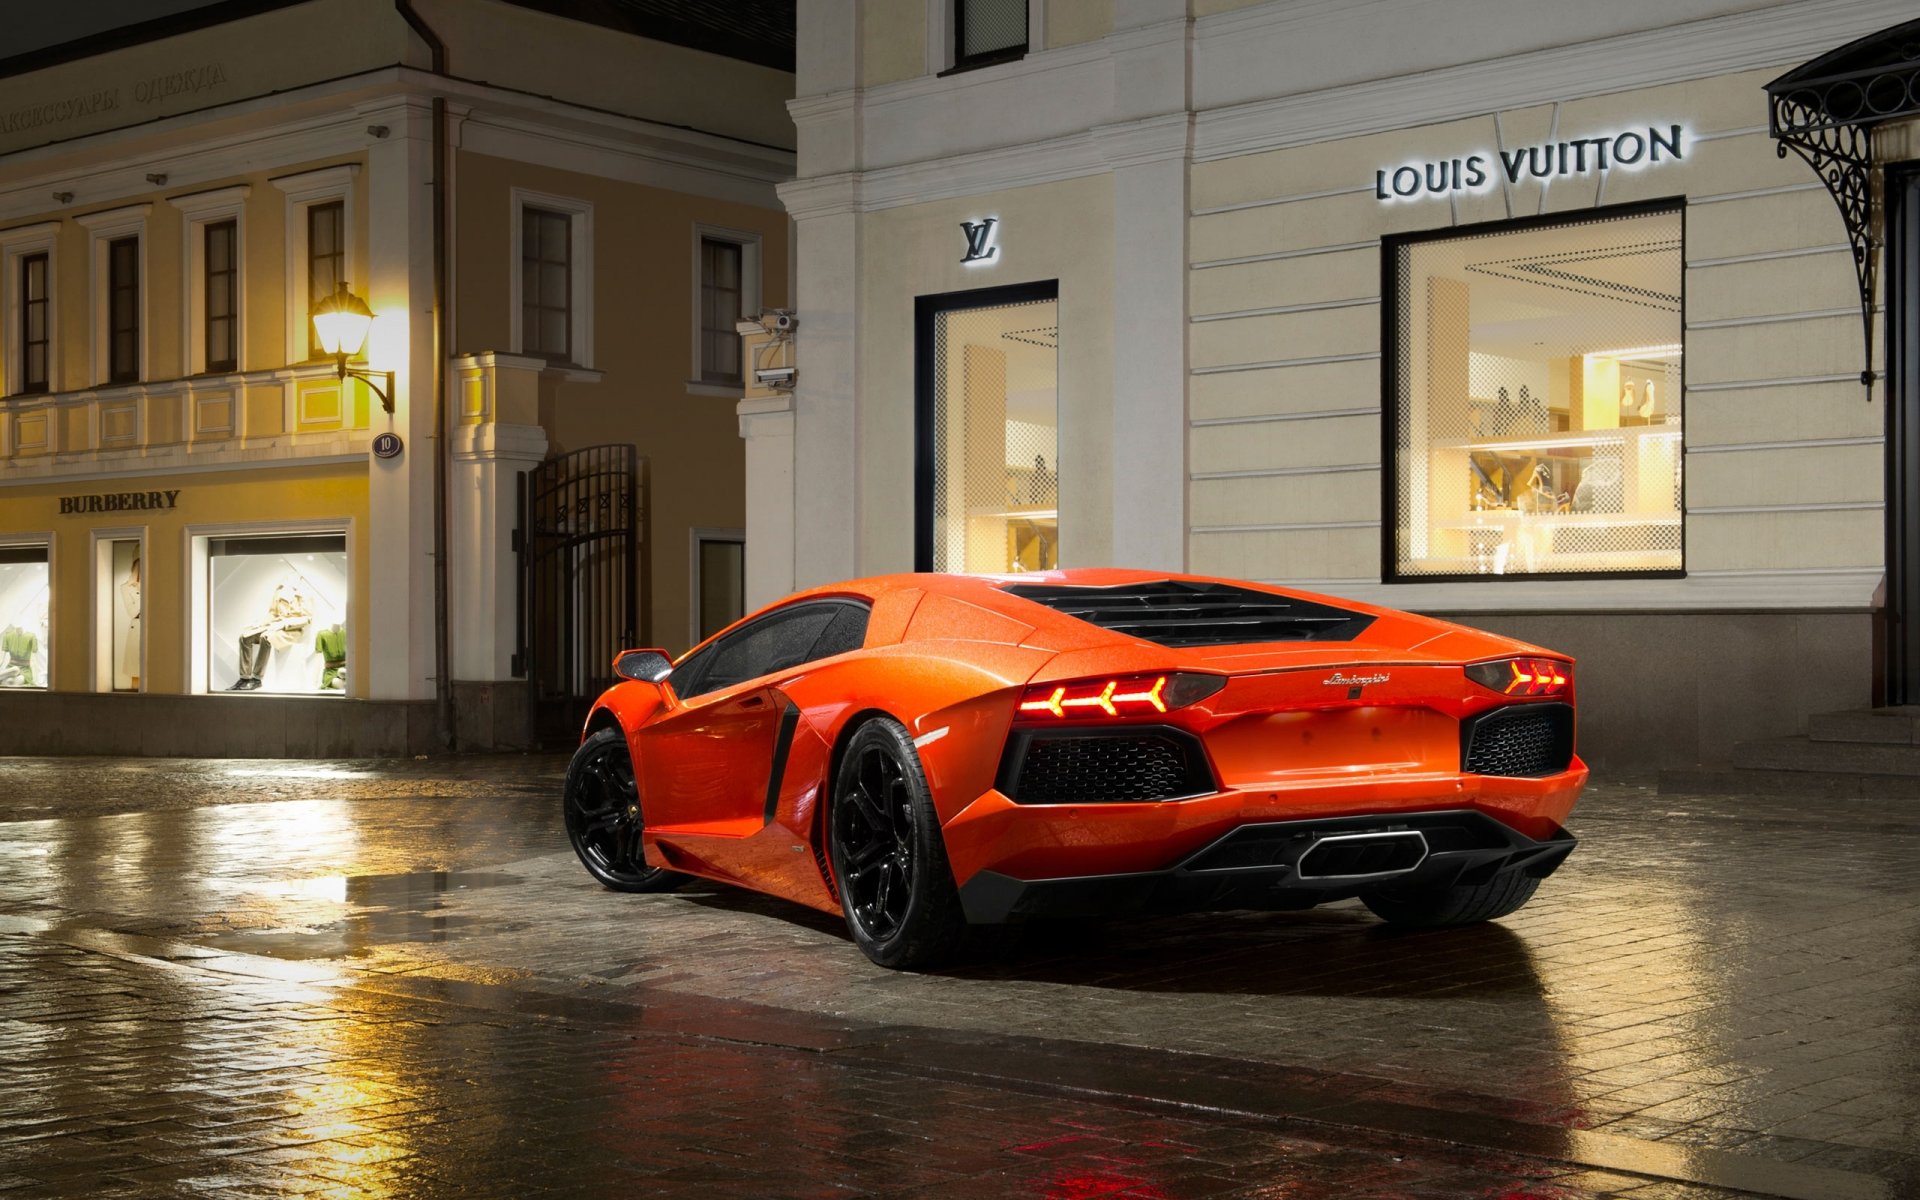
[311, 282, 395, 414]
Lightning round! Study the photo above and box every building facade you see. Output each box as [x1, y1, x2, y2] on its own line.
[0, 0, 792, 753]
[759, 0, 1920, 770]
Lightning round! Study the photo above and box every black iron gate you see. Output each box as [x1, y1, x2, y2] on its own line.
[517, 445, 647, 744]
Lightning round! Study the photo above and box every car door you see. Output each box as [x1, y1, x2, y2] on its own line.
[635, 602, 849, 839]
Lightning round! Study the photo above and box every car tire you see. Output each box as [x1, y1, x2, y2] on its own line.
[563, 726, 686, 894]
[828, 717, 968, 970]
[1361, 872, 1540, 928]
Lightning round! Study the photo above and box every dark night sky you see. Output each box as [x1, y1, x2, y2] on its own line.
[0, 0, 229, 58]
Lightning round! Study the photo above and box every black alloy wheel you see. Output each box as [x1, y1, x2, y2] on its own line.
[828, 718, 967, 969]
[563, 727, 684, 893]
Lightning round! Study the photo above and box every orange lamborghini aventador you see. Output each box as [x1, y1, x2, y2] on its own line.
[563, 570, 1586, 969]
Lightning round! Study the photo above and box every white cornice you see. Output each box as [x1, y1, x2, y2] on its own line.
[0, 66, 794, 224]
[71, 202, 153, 230]
[167, 184, 251, 214]
[1094, 113, 1192, 169]
[787, 89, 858, 125]
[0, 220, 61, 246]
[777, 172, 862, 221]
[268, 163, 359, 198]
[1192, 0, 1920, 160]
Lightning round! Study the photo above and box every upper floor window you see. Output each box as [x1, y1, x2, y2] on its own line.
[509, 189, 594, 370]
[107, 237, 140, 384]
[271, 163, 357, 368]
[19, 253, 49, 395]
[699, 238, 743, 383]
[205, 220, 238, 373]
[522, 206, 572, 362]
[307, 201, 344, 358]
[955, 0, 1028, 70]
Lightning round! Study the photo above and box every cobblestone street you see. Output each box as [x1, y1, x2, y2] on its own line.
[1, 757, 1916, 1198]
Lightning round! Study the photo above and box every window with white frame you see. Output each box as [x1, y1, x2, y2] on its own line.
[955, 0, 1028, 69]
[691, 225, 760, 389]
[0, 222, 57, 398]
[75, 203, 149, 387]
[172, 184, 249, 376]
[510, 188, 594, 369]
[271, 164, 358, 366]
[690, 529, 745, 643]
[17, 251, 50, 395]
[521, 207, 571, 361]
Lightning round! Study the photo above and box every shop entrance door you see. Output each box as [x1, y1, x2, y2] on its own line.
[1888, 164, 1920, 703]
[519, 445, 647, 744]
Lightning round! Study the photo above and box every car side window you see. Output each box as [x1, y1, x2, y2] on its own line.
[810, 603, 869, 660]
[670, 600, 870, 701]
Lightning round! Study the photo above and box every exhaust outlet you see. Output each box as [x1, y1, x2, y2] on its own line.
[1296, 830, 1429, 880]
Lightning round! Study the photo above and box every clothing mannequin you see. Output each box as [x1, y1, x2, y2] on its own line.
[314, 623, 347, 691]
[118, 557, 141, 689]
[228, 582, 313, 691]
[1, 623, 38, 687]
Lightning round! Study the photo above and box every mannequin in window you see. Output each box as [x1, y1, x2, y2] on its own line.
[227, 582, 313, 691]
[1028, 453, 1055, 504]
[314, 623, 346, 691]
[1, 623, 38, 687]
[119, 557, 141, 690]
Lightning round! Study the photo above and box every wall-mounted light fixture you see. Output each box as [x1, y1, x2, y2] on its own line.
[366, 125, 389, 139]
[145, 172, 168, 186]
[311, 282, 395, 414]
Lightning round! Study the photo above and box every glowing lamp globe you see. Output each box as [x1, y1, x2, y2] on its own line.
[312, 284, 374, 358]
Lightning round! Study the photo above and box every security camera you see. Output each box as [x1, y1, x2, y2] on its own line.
[768, 311, 797, 332]
[754, 365, 796, 388]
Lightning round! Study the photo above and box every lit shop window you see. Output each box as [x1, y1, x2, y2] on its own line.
[208, 534, 348, 694]
[0, 545, 50, 690]
[1386, 205, 1683, 579]
[107, 539, 142, 692]
[924, 292, 1059, 573]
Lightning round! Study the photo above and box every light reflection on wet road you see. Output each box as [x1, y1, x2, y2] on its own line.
[0, 757, 1915, 1198]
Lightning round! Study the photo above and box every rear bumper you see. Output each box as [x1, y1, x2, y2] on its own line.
[955, 808, 1576, 924]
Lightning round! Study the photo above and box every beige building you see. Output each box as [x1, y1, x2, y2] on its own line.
[760, 0, 1920, 770]
[0, 0, 792, 752]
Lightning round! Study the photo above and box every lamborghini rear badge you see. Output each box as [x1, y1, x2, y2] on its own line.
[1325, 671, 1390, 700]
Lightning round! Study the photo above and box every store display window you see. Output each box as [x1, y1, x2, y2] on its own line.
[0, 545, 50, 689]
[918, 283, 1060, 573]
[1385, 203, 1684, 579]
[108, 539, 142, 691]
[207, 534, 348, 694]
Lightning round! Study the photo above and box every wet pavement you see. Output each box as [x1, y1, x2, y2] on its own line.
[1, 756, 1915, 1198]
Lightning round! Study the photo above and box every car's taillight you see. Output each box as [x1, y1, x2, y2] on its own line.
[1466, 657, 1571, 698]
[1015, 672, 1225, 720]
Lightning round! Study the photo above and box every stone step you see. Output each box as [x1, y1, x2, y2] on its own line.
[1736, 735, 1920, 776]
[1659, 766, 1920, 799]
[1808, 707, 1920, 745]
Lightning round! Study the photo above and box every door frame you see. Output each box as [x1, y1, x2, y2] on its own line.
[1885, 159, 1920, 704]
[912, 278, 1060, 572]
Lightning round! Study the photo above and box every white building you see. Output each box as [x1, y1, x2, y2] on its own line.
[749, 0, 1920, 770]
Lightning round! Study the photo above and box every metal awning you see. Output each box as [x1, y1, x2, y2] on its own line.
[1766, 18, 1920, 387]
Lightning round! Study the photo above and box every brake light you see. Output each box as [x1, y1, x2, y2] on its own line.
[1466, 657, 1571, 698]
[1016, 672, 1224, 720]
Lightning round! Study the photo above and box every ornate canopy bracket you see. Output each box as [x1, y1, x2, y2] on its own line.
[1766, 19, 1920, 390]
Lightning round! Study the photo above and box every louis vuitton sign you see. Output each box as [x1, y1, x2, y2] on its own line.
[1374, 124, 1686, 202]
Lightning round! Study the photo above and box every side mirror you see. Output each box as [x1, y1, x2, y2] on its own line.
[612, 649, 674, 684]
